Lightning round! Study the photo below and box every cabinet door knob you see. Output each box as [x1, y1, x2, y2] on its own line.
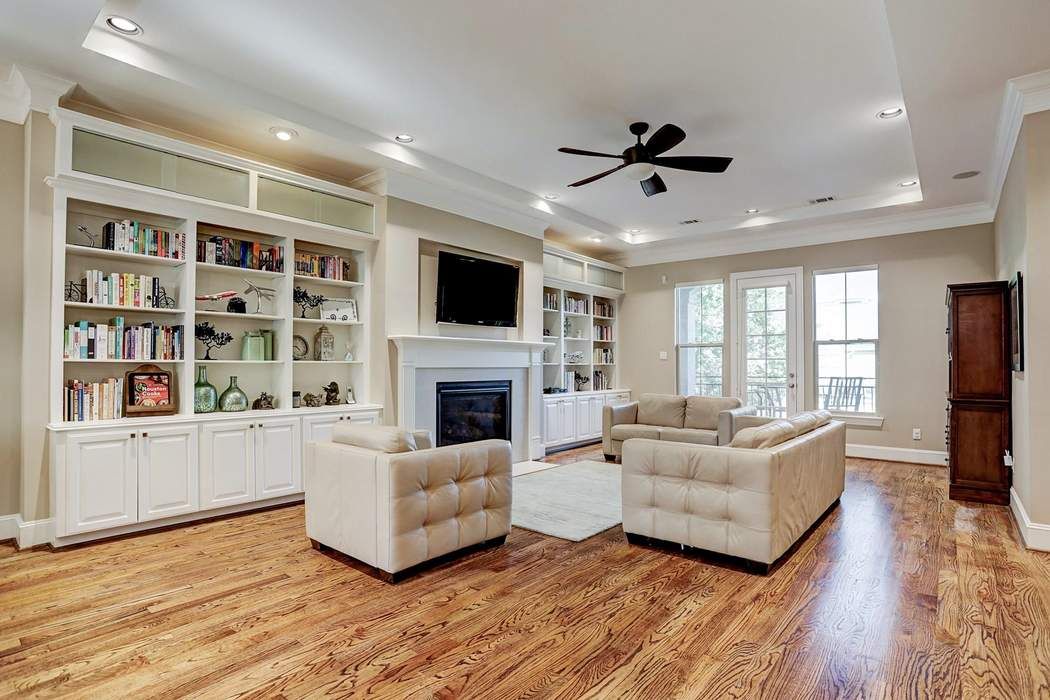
[142, 432, 148, 437]
[130, 433, 136, 439]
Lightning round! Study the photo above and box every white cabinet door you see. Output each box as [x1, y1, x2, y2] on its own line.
[64, 430, 137, 535]
[255, 418, 302, 499]
[302, 413, 340, 466]
[543, 399, 562, 446]
[607, 392, 631, 406]
[200, 421, 255, 510]
[559, 398, 577, 444]
[588, 396, 604, 437]
[138, 425, 199, 522]
[348, 412, 378, 424]
[575, 397, 590, 439]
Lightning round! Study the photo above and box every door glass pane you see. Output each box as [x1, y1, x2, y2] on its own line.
[678, 346, 723, 397]
[744, 284, 789, 418]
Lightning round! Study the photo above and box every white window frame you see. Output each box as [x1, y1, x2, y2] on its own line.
[812, 264, 882, 425]
[674, 279, 726, 396]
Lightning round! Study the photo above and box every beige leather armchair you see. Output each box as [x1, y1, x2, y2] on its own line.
[305, 424, 512, 582]
[621, 411, 845, 572]
[602, 393, 756, 460]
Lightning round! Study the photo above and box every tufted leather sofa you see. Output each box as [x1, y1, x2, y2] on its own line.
[621, 412, 845, 571]
[305, 425, 512, 582]
[603, 393, 757, 460]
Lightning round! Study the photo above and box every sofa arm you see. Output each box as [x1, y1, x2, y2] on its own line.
[603, 401, 639, 456]
[717, 405, 759, 445]
[412, 429, 434, 450]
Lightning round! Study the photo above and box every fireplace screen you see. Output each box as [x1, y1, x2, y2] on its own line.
[436, 380, 511, 447]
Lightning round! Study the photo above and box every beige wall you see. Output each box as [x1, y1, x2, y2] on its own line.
[621, 224, 996, 452]
[374, 196, 544, 422]
[996, 110, 1050, 524]
[0, 120, 24, 516]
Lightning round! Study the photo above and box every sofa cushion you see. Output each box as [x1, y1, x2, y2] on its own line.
[729, 419, 797, 449]
[786, 410, 832, 438]
[659, 426, 718, 446]
[610, 424, 663, 441]
[684, 395, 743, 430]
[332, 424, 418, 453]
[637, 394, 686, 428]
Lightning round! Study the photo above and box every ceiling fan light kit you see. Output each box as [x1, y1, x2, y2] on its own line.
[558, 121, 732, 197]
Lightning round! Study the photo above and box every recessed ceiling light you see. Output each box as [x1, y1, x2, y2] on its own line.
[105, 15, 142, 35]
[898, 179, 919, 187]
[627, 228, 642, 233]
[953, 170, 981, 180]
[543, 193, 559, 201]
[589, 236, 603, 243]
[745, 208, 759, 214]
[394, 134, 414, 144]
[269, 126, 298, 141]
[877, 107, 904, 119]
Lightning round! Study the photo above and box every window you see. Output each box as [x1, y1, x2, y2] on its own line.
[814, 267, 878, 413]
[676, 282, 724, 396]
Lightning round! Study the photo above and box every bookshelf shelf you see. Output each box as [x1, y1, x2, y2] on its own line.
[195, 310, 283, 321]
[64, 302, 185, 315]
[65, 358, 185, 364]
[195, 359, 283, 364]
[293, 274, 363, 289]
[65, 244, 187, 267]
[195, 261, 285, 279]
[292, 317, 363, 327]
[293, 360, 364, 365]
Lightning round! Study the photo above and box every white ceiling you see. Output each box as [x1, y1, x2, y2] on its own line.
[1, 0, 1049, 264]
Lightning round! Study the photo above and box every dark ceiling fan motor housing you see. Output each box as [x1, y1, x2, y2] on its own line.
[558, 121, 733, 197]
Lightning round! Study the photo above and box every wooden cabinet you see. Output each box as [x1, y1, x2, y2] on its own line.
[63, 430, 138, 535]
[200, 421, 256, 509]
[138, 425, 199, 521]
[255, 418, 301, 499]
[947, 282, 1011, 505]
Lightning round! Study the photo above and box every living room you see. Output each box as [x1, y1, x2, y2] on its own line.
[2, 1, 1050, 697]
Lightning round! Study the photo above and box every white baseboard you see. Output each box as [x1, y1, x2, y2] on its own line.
[846, 443, 947, 466]
[1010, 488, 1050, 551]
[16, 517, 54, 549]
[0, 513, 17, 542]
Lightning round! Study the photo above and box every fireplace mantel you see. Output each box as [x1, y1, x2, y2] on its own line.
[388, 334, 549, 459]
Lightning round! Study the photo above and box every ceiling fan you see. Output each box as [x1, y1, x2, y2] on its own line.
[558, 122, 732, 197]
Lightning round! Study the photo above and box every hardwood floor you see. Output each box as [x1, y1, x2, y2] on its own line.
[3, 448, 1050, 698]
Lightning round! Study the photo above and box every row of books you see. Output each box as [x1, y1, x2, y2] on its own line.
[594, 324, 613, 341]
[564, 296, 588, 314]
[99, 219, 186, 259]
[63, 378, 124, 422]
[593, 299, 615, 318]
[542, 291, 560, 311]
[81, 270, 170, 309]
[197, 235, 284, 272]
[593, 347, 614, 364]
[64, 319, 184, 361]
[295, 252, 355, 281]
[592, 370, 612, 391]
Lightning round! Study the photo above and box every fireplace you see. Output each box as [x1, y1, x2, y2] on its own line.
[436, 380, 512, 447]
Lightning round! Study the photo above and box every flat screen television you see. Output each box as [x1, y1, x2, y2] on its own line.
[436, 251, 519, 327]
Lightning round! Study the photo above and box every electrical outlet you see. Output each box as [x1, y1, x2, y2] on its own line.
[912, 428, 922, 440]
[659, 350, 669, 361]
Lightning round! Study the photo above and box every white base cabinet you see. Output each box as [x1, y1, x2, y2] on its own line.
[542, 390, 630, 450]
[50, 405, 382, 545]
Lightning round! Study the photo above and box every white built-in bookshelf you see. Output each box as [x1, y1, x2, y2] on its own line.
[541, 285, 619, 393]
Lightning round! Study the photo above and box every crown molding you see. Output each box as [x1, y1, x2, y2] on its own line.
[608, 201, 994, 267]
[987, 68, 1050, 213]
[0, 64, 76, 125]
[0, 64, 30, 124]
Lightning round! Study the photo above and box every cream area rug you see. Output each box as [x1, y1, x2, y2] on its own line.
[511, 460, 622, 542]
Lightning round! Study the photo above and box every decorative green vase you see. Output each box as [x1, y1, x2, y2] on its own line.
[194, 366, 218, 413]
[219, 376, 249, 412]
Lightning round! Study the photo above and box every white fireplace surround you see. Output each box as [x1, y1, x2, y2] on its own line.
[389, 335, 550, 460]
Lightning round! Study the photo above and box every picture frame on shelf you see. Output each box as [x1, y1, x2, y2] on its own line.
[124, 363, 177, 417]
[321, 297, 358, 323]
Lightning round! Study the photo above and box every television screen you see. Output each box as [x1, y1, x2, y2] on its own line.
[436, 251, 519, 327]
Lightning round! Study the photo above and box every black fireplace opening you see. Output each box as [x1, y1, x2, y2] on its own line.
[436, 380, 512, 447]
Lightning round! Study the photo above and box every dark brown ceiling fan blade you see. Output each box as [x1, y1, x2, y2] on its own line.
[644, 124, 686, 156]
[558, 147, 623, 159]
[640, 172, 667, 197]
[568, 163, 628, 187]
[650, 155, 733, 173]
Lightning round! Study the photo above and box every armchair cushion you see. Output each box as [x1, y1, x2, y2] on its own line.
[638, 393, 686, 428]
[332, 424, 418, 453]
[685, 396, 743, 430]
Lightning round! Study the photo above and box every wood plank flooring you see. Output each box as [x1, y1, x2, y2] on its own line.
[2, 447, 1050, 698]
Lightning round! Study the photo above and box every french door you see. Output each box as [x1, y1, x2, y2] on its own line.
[731, 268, 804, 418]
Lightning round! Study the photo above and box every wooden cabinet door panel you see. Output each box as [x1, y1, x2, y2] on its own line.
[951, 288, 1008, 400]
[949, 402, 1009, 497]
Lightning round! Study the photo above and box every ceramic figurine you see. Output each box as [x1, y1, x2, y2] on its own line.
[322, 381, 341, 406]
[251, 392, 275, 410]
[343, 342, 354, 361]
[302, 392, 322, 408]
